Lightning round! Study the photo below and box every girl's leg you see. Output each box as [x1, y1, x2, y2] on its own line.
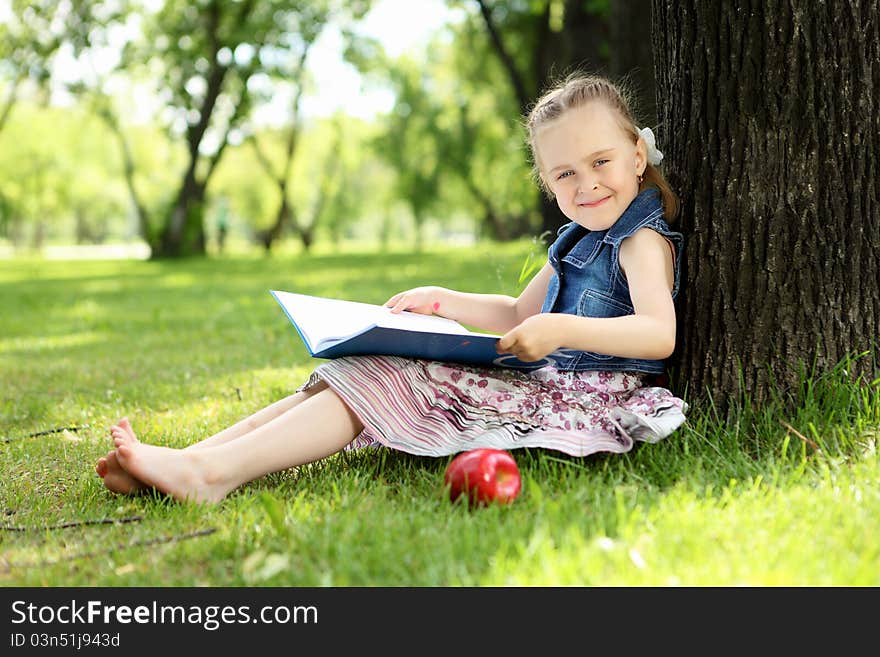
[112, 387, 362, 503]
[96, 381, 329, 494]
[186, 381, 329, 450]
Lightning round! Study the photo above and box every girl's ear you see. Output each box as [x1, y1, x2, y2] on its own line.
[635, 136, 648, 176]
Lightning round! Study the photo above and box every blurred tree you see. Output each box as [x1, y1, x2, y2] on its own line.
[317, 115, 373, 248]
[654, 0, 880, 409]
[208, 142, 276, 242]
[457, 0, 655, 239]
[88, 0, 370, 258]
[467, 0, 606, 237]
[209, 111, 385, 251]
[247, 40, 313, 253]
[0, 105, 129, 248]
[313, 116, 397, 249]
[0, 0, 107, 135]
[292, 114, 370, 252]
[435, 19, 539, 240]
[244, 1, 371, 253]
[374, 56, 443, 251]
[350, 24, 535, 246]
[125, 0, 264, 257]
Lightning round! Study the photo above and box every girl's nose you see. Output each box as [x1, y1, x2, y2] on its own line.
[579, 177, 599, 195]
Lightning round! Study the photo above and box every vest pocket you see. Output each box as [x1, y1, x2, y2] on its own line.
[577, 288, 633, 318]
[577, 289, 633, 361]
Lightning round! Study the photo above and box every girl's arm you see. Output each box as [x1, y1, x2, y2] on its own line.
[385, 262, 554, 335]
[497, 229, 676, 361]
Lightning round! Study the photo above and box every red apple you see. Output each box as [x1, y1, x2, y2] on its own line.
[444, 448, 522, 507]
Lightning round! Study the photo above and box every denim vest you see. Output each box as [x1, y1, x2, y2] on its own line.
[540, 188, 684, 373]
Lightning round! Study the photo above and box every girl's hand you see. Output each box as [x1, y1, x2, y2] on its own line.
[496, 314, 562, 362]
[385, 286, 444, 315]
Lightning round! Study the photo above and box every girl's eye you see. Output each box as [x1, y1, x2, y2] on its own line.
[556, 170, 574, 181]
[594, 159, 609, 167]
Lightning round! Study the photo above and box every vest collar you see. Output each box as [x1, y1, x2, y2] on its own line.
[602, 188, 663, 245]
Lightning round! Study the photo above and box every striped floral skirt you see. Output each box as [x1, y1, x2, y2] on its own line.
[299, 355, 688, 458]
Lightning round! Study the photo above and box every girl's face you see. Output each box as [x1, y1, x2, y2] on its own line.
[536, 102, 646, 231]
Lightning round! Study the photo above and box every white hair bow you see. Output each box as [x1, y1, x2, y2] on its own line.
[639, 127, 664, 166]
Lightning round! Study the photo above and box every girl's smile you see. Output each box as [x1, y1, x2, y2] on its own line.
[578, 195, 611, 208]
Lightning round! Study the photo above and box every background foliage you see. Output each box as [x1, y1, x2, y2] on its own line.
[1, 0, 577, 254]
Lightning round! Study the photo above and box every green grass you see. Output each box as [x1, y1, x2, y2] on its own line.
[1, 246, 878, 586]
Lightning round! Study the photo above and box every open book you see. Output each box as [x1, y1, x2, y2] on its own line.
[271, 290, 568, 371]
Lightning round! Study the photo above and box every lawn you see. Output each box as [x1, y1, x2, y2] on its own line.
[1, 245, 878, 586]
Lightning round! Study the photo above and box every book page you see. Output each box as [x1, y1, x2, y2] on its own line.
[375, 306, 493, 335]
[273, 292, 382, 349]
[272, 291, 497, 352]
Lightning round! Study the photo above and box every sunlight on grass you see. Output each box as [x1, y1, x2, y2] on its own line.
[0, 330, 108, 355]
[479, 456, 880, 585]
[1, 250, 878, 586]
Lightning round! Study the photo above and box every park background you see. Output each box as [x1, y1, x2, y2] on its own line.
[1, 0, 878, 586]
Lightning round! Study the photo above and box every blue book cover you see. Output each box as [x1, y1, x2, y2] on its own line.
[270, 290, 568, 371]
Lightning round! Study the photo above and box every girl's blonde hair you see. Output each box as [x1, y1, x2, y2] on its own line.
[525, 73, 679, 221]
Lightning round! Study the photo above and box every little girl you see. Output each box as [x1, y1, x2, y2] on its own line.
[96, 73, 688, 503]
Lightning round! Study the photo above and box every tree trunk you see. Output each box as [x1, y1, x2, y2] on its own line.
[157, 168, 207, 258]
[154, 6, 229, 259]
[261, 194, 291, 253]
[301, 227, 314, 252]
[653, 0, 880, 410]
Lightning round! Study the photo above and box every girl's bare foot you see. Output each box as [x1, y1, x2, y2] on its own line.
[96, 417, 149, 495]
[96, 450, 148, 495]
[113, 429, 230, 504]
[111, 417, 138, 445]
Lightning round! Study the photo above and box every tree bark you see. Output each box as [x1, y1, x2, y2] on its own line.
[653, 0, 880, 410]
[156, 55, 227, 258]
